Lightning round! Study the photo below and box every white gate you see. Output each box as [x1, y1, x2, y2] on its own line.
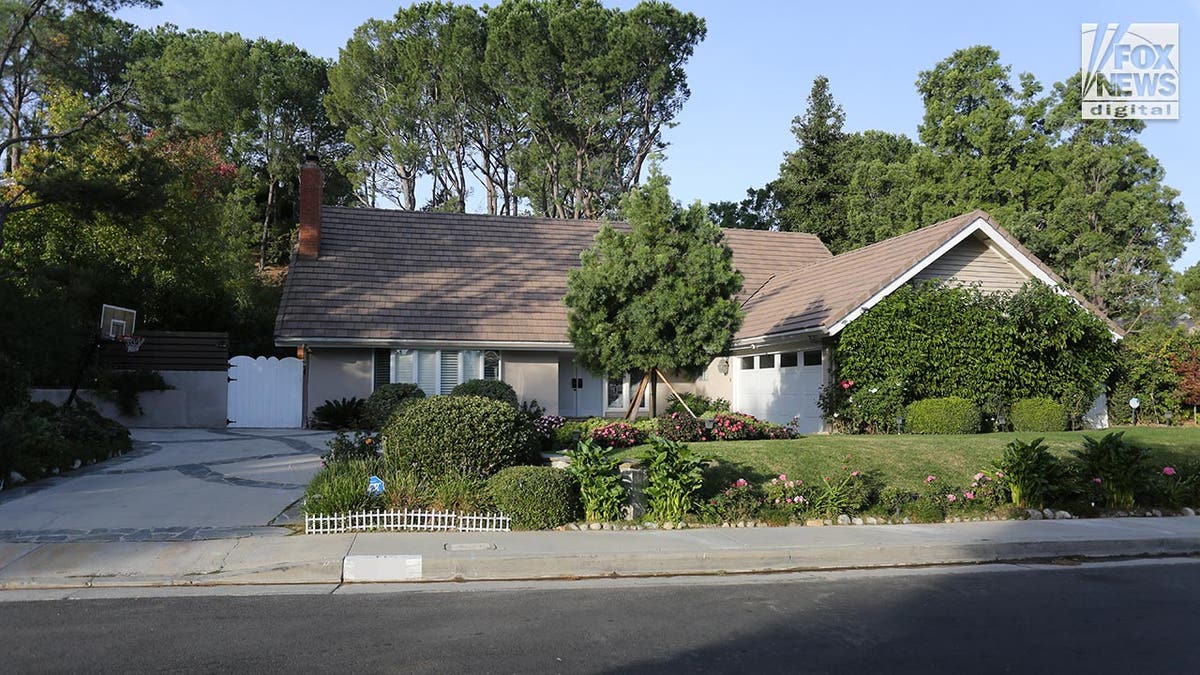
[227, 355, 303, 428]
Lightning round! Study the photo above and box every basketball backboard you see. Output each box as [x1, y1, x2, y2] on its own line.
[99, 304, 137, 339]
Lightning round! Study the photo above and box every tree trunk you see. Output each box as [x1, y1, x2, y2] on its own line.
[649, 368, 657, 417]
[258, 179, 276, 270]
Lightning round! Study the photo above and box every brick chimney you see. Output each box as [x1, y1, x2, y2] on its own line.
[297, 154, 323, 259]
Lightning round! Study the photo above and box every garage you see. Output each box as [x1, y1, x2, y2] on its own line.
[733, 348, 826, 434]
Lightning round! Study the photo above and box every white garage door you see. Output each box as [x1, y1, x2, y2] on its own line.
[733, 350, 825, 434]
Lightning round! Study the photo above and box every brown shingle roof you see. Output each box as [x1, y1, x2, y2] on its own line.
[736, 211, 984, 341]
[735, 209, 1124, 341]
[274, 208, 832, 345]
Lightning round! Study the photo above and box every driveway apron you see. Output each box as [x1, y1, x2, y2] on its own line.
[0, 429, 331, 543]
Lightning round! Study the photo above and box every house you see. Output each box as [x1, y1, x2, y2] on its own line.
[276, 158, 1118, 432]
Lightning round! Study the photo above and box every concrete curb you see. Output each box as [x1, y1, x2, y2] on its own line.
[2, 520, 1199, 589]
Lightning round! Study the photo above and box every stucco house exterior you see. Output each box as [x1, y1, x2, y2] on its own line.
[276, 159, 1118, 432]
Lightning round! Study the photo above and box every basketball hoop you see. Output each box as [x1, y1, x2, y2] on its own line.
[117, 335, 145, 353]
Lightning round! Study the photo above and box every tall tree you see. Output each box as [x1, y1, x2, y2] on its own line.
[0, 0, 159, 252]
[564, 165, 743, 415]
[772, 75, 852, 250]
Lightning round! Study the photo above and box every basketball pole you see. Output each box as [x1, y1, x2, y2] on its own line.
[64, 334, 102, 408]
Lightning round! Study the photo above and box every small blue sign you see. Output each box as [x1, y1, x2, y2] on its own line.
[367, 475, 385, 495]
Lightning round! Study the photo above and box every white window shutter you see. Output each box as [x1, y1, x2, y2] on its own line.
[392, 350, 415, 384]
[463, 350, 482, 381]
[439, 350, 460, 394]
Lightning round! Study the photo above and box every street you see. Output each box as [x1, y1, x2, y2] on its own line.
[2, 559, 1197, 673]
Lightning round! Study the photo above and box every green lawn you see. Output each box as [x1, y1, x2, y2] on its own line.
[624, 427, 1200, 492]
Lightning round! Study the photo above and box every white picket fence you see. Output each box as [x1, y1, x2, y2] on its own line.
[305, 509, 511, 534]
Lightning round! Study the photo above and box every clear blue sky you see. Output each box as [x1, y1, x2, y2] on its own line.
[118, 1, 1200, 270]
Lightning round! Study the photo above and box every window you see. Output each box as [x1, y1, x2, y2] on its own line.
[779, 352, 798, 368]
[393, 349, 499, 395]
[759, 354, 775, 369]
[483, 351, 501, 380]
[741, 356, 756, 370]
[803, 350, 822, 367]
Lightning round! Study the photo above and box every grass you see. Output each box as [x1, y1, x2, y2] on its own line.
[621, 426, 1200, 493]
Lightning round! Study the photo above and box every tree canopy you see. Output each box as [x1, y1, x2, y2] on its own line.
[713, 46, 1192, 329]
[565, 165, 743, 379]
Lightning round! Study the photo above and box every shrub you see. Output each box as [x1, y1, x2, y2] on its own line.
[310, 397, 366, 430]
[643, 437, 710, 521]
[362, 383, 425, 429]
[0, 352, 30, 414]
[323, 431, 382, 462]
[431, 474, 493, 513]
[1071, 431, 1149, 509]
[763, 474, 811, 518]
[487, 466, 580, 530]
[93, 369, 172, 416]
[878, 485, 915, 517]
[654, 412, 704, 442]
[708, 478, 764, 522]
[0, 400, 130, 483]
[1142, 463, 1200, 509]
[905, 397, 981, 434]
[707, 412, 794, 441]
[531, 414, 566, 454]
[553, 420, 585, 451]
[303, 459, 384, 515]
[1010, 398, 1067, 432]
[808, 467, 881, 518]
[451, 379, 518, 408]
[665, 392, 729, 417]
[992, 438, 1061, 508]
[591, 421, 645, 448]
[564, 439, 626, 522]
[383, 395, 535, 480]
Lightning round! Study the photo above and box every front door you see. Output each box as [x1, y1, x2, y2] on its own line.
[558, 356, 604, 418]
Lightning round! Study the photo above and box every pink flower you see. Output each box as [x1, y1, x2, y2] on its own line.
[947, 494, 957, 502]
[850, 470, 860, 477]
[735, 478, 748, 487]
[779, 474, 787, 481]
[1163, 466, 1177, 476]
[964, 491, 975, 500]
[925, 475, 937, 483]
[1092, 477, 1103, 484]
[841, 380, 853, 390]
[995, 471, 1004, 478]
[974, 472, 986, 482]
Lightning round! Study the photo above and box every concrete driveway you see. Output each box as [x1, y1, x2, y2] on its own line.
[0, 429, 333, 542]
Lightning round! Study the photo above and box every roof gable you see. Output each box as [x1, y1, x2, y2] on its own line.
[735, 210, 1122, 344]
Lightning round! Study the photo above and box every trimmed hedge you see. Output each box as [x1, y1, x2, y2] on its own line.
[383, 395, 535, 480]
[451, 379, 519, 408]
[487, 465, 581, 530]
[0, 400, 131, 483]
[363, 383, 425, 429]
[1010, 397, 1068, 432]
[905, 397, 981, 435]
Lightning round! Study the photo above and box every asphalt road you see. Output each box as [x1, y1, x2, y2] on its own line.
[3, 560, 1198, 673]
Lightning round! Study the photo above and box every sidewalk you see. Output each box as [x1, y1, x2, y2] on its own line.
[1, 517, 1198, 589]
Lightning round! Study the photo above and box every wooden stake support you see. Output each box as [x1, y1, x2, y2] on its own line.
[624, 371, 651, 421]
[654, 368, 697, 419]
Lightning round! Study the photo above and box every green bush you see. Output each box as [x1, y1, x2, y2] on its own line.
[553, 420, 585, 450]
[665, 392, 729, 417]
[487, 466, 581, 530]
[591, 421, 645, 448]
[0, 352, 30, 415]
[0, 400, 131, 484]
[905, 397, 982, 434]
[993, 438, 1061, 508]
[362, 383, 425, 429]
[644, 437, 710, 521]
[1010, 398, 1067, 432]
[708, 478, 764, 523]
[654, 412, 704, 442]
[383, 395, 535, 480]
[564, 439, 626, 522]
[303, 459, 384, 515]
[310, 397, 366, 430]
[323, 431, 382, 462]
[1071, 431, 1149, 509]
[451, 379, 518, 408]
